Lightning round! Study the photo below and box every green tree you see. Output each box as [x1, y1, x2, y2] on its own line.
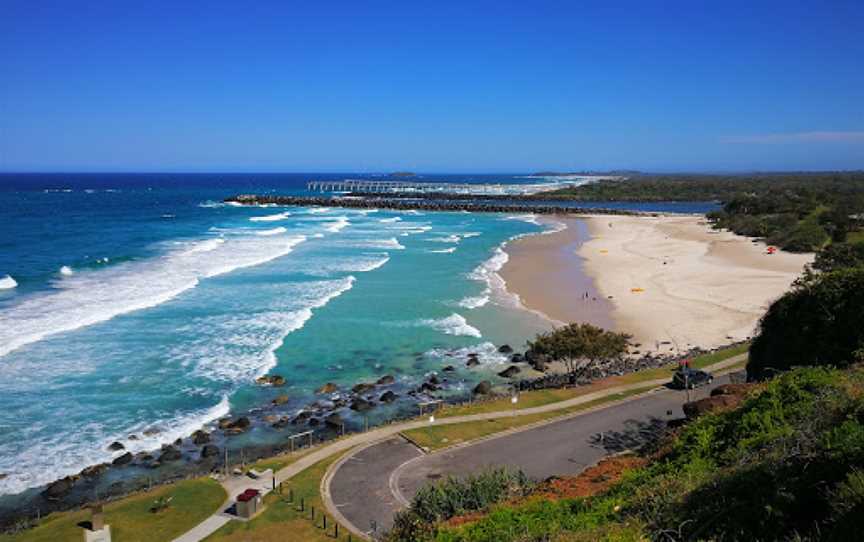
[748, 267, 864, 380]
[526, 323, 631, 376]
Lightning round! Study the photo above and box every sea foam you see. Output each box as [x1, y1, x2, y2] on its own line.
[250, 211, 292, 222]
[0, 275, 17, 289]
[419, 313, 482, 338]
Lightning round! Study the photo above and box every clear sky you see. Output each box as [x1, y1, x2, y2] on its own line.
[1, 1, 862, 173]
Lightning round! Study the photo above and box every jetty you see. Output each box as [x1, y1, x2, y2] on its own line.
[227, 194, 650, 216]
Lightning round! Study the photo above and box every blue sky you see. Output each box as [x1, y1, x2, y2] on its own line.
[1, 1, 862, 172]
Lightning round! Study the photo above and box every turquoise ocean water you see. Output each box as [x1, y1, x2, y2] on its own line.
[0, 174, 718, 500]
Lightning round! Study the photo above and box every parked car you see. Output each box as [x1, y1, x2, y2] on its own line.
[672, 367, 713, 389]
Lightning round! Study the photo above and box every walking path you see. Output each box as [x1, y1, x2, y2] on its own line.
[173, 354, 745, 541]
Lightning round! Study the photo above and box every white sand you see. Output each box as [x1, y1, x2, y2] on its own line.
[579, 214, 813, 355]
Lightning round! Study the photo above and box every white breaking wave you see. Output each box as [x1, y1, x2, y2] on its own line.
[424, 342, 508, 366]
[429, 235, 461, 244]
[0, 275, 17, 290]
[458, 293, 490, 309]
[419, 313, 481, 338]
[0, 234, 307, 358]
[324, 217, 350, 233]
[379, 217, 402, 223]
[428, 247, 456, 254]
[59, 266, 74, 276]
[351, 237, 406, 250]
[306, 207, 331, 214]
[255, 227, 288, 236]
[250, 211, 292, 222]
[502, 213, 541, 226]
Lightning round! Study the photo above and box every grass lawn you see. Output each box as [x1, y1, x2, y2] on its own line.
[436, 343, 748, 419]
[402, 387, 655, 451]
[204, 451, 350, 542]
[1, 477, 226, 542]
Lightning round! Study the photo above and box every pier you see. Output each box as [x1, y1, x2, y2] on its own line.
[306, 179, 587, 195]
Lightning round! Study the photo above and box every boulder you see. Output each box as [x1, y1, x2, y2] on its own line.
[427, 374, 440, 385]
[308, 417, 321, 427]
[350, 397, 375, 412]
[418, 382, 439, 393]
[174, 438, 182, 446]
[510, 353, 524, 364]
[352, 382, 376, 394]
[324, 413, 345, 429]
[376, 375, 396, 385]
[201, 444, 220, 459]
[271, 417, 291, 429]
[256, 374, 287, 387]
[466, 357, 481, 368]
[112, 452, 133, 466]
[81, 463, 108, 478]
[473, 380, 492, 395]
[192, 430, 210, 445]
[442, 365, 456, 372]
[143, 427, 161, 436]
[379, 390, 398, 403]
[44, 476, 76, 500]
[107, 441, 125, 452]
[498, 365, 521, 378]
[683, 395, 743, 420]
[272, 394, 290, 406]
[159, 446, 182, 462]
[317, 382, 338, 394]
[291, 411, 312, 425]
[498, 344, 514, 354]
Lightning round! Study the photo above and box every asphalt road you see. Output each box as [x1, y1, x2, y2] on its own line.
[328, 373, 738, 535]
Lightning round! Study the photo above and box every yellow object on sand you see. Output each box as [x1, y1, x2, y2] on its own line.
[599, 249, 608, 254]
[630, 287, 645, 293]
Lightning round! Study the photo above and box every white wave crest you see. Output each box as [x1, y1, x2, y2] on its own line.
[352, 237, 405, 250]
[0, 234, 307, 358]
[255, 227, 288, 236]
[379, 217, 402, 223]
[419, 313, 481, 338]
[429, 235, 461, 244]
[458, 294, 490, 309]
[324, 217, 350, 233]
[306, 207, 331, 214]
[250, 211, 292, 222]
[423, 342, 507, 366]
[0, 275, 17, 290]
[59, 266, 74, 276]
[502, 213, 541, 226]
[428, 247, 456, 254]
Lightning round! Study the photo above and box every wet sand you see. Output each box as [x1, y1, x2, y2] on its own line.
[502, 214, 813, 354]
[499, 218, 614, 331]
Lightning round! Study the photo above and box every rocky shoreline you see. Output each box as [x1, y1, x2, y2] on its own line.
[225, 194, 654, 216]
[0, 340, 744, 533]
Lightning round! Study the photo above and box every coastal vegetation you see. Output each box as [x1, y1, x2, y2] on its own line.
[525, 323, 631, 377]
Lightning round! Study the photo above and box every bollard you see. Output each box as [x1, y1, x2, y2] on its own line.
[335, 523, 339, 537]
[289, 488, 294, 502]
[311, 505, 315, 521]
[299, 497, 305, 512]
[323, 515, 327, 530]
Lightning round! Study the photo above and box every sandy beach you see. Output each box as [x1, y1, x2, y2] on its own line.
[502, 214, 813, 355]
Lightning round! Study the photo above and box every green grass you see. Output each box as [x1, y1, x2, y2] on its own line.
[1, 478, 226, 542]
[205, 451, 350, 542]
[403, 387, 655, 451]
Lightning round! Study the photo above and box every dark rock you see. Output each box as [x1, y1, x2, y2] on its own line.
[352, 382, 376, 394]
[272, 394, 290, 406]
[376, 375, 395, 385]
[174, 438, 182, 446]
[498, 344, 514, 354]
[427, 374, 440, 385]
[271, 417, 291, 429]
[159, 446, 182, 462]
[256, 374, 287, 387]
[128, 434, 139, 440]
[44, 476, 77, 500]
[317, 382, 338, 394]
[308, 417, 321, 427]
[498, 365, 521, 378]
[324, 413, 345, 429]
[81, 463, 108, 478]
[442, 365, 456, 372]
[418, 382, 439, 393]
[473, 380, 492, 395]
[201, 444, 220, 458]
[112, 452, 133, 466]
[466, 357, 481, 368]
[350, 397, 375, 412]
[380, 390, 398, 403]
[107, 441, 125, 452]
[143, 427, 161, 436]
[192, 430, 210, 445]
[510, 353, 524, 364]
[291, 411, 312, 425]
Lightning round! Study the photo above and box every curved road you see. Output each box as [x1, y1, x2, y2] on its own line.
[325, 371, 740, 539]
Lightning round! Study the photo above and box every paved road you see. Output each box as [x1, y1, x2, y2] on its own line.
[328, 373, 737, 535]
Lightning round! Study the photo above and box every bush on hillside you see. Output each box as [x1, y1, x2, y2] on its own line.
[526, 323, 631, 376]
[747, 267, 864, 380]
